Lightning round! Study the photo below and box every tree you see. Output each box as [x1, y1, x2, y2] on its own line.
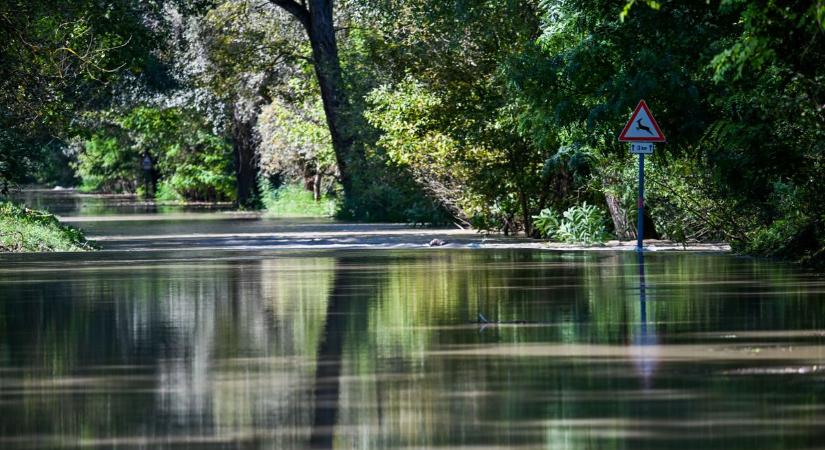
[74, 107, 234, 201]
[0, 0, 156, 192]
[197, 1, 294, 207]
[268, 0, 356, 198]
[362, 0, 549, 233]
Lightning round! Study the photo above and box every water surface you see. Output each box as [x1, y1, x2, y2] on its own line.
[1, 248, 824, 449]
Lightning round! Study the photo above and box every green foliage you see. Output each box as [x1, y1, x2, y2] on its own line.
[258, 78, 337, 188]
[535, 203, 610, 245]
[313, 18, 455, 224]
[339, 154, 453, 224]
[75, 135, 137, 193]
[734, 181, 825, 267]
[261, 184, 337, 218]
[200, 0, 302, 101]
[0, 202, 92, 252]
[619, 0, 661, 21]
[0, 129, 31, 194]
[362, 0, 551, 232]
[508, 0, 823, 261]
[154, 182, 185, 203]
[697, 0, 825, 263]
[555, 203, 610, 245]
[532, 208, 561, 239]
[75, 107, 235, 201]
[156, 132, 235, 202]
[365, 80, 481, 221]
[643, 158, 735, 243]
[0, 0, 158, 189]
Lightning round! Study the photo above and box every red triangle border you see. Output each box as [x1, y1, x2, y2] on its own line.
[618, 100, 666, 142]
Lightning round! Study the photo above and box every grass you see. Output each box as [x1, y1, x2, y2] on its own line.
[262, 184, 337, 217]
[0, 201, 93, 252]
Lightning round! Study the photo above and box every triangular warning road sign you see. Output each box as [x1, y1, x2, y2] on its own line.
[618, 100, 666, 142]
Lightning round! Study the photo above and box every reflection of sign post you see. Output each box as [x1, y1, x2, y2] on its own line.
[619, 100, 666, 252]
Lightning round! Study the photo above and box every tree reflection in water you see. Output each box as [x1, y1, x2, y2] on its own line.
[0, 251, 825, 449]
[309, 258, 367, 449]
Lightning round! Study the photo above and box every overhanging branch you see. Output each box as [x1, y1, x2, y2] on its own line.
[269, 0, 310, 31]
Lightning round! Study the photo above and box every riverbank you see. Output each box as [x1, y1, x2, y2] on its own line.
[0, 202, 92, 252]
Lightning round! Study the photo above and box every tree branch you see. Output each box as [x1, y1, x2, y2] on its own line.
[269, 0, 310, 31]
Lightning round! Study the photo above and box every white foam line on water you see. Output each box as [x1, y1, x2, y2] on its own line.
[58, 212, 262, 222]
[87, 229, 482, 241]
[428, 343, 825, 361]
[86, 243, 732, 253]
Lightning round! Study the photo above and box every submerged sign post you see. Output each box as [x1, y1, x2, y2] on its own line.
[618, 100, 666, 251]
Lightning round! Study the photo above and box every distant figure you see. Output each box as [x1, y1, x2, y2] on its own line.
[636, 119, 654, 135]
[141, 153, 156, 198]
[428, 238, 446, 247]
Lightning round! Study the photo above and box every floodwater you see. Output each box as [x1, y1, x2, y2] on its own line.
[1, 192, 825, 449]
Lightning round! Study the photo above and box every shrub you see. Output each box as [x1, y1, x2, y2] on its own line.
[532, 208, 561, 239]
[534, 202, 610, 245]
[0, 202, 93, 252]
[262, 184, 337, 217]
[75, 135, 137, 193]
[75, 107, 234, 202]
[555, 203, 610, 245]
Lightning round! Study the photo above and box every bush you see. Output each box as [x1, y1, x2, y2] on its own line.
[74, 107, 235, 202]
[534, 202, 610, 245]
[532, 208, 561, 239]
[0, 202, 93, 252]
[733, 181, 825, 267]
[75, 135, 137, 193]
[154, 181, 185, 203]
[262, 184, 337, 217]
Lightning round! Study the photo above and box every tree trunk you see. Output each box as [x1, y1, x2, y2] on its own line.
[605, 191, 635, 240]
[271, 0, 355, 199]
[313, 173, 322, 201]
[232, 106, 260, 208]
[307, 0, 354, 198]
[519, 190, 533, 237]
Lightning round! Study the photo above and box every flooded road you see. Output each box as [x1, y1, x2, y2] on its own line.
[1, 191, 823, 449]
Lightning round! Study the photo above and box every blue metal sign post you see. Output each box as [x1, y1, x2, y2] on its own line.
[636, 152, 645, 252]
[630, 142, 653, 252]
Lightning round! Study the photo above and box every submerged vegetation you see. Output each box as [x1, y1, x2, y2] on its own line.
[0, 0, 823, 262]
[0, 202, 92, 252]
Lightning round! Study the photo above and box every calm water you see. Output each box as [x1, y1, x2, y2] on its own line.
[10, 189, 236, 216]
[12, 189, 490, 251]
[1, 191, 824, 449]
[2, 248, 825, 450]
